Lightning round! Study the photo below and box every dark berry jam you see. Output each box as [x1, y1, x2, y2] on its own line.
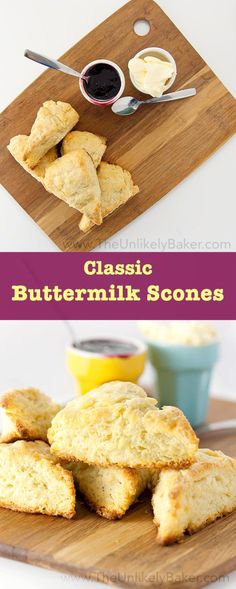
[83, 63, 121, 101]
[73, 338, 138, 357]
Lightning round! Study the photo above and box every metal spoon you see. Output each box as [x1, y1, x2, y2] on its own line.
[112, 88, 197, 115]
[196, 419, 236, 436]
[24, 49, 89, 82]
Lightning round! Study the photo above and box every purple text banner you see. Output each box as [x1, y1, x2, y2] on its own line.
[0, 253, 235, 320]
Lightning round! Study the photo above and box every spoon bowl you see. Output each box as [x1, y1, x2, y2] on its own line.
[112, 97, 140, 115]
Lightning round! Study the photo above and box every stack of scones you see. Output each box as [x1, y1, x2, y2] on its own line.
[0, 383, 236, 544]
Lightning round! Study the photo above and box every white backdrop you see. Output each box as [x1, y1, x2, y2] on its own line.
[0, 320, 235, 403]
[0, 0, 235, 252]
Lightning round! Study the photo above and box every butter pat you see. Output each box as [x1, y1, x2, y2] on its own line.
[128, 56, 174, 97]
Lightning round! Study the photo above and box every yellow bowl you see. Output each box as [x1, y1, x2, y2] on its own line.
[67, 337, 147, 395]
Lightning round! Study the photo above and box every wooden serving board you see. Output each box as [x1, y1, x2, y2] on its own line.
[0, 398, 236, 589]
[0, 0, 236, 251]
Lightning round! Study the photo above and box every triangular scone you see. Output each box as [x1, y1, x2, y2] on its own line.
[0, 388, 61, 443]
[22, 100, 79, 168]
[44, 149, 102, 225]
[79, 161, 139, 232]
[151, 449, 236, 545]
[65, 461, 150, 520]
[48, 381, 198, 468]
[61, 131, 107, 168]
[7, 135, 58, 184]
[0, 441, 76, 518]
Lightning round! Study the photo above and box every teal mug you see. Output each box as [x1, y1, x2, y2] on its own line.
[146, 341, 219, 427]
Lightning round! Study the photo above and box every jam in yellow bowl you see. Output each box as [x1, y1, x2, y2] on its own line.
[67, 337, 147, 395]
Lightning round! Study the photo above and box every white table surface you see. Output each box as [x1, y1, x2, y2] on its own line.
[0, 0, 235, 252]
[0, 1, 236, 587]
[0, 557, 236, 589]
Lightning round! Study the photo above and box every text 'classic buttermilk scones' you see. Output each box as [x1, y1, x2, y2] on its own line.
[151, 449, 236, 544]
[0, 441, 76, 518]
[48, 381, 199, 468]
[0, 388, 61, 443]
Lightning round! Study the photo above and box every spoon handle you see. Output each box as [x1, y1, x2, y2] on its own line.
[142, 88, 197, 104]
[196, 419, 236, 435]
[24, 49, 83, 79]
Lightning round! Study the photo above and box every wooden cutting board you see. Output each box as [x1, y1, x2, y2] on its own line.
[0, 0, 236, 251]
[0, 398, 236, 589]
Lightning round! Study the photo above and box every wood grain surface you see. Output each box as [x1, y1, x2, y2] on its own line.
[0, 0, 235, 251]
[0, 398, 235, 589]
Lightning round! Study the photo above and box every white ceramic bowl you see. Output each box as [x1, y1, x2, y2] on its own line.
[129, 47, 177, 95]
[79, 59, 125, 107]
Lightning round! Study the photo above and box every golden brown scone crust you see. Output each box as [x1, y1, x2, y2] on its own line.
[0, 387, 61, 443]
[34, 147, 58, 179]
[44, 149, 102, 225]
[79, 161, 139, 232]
[64, 461, 150, 520]
[22, 100, 79, 168]
[0, 440, 76, 518]
[48, 381, 198, 469]
[7, 135, 58, 183]
[61, 130, 107, 168]
[152, 448, 236, 544]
